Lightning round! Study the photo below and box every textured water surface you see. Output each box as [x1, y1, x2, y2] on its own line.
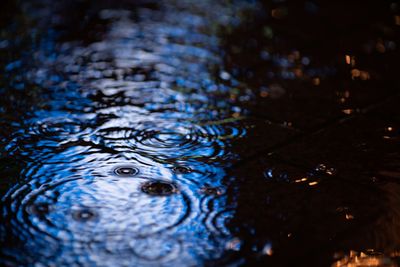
[0, 0, 257, 265]
[1, 0, 400, 266]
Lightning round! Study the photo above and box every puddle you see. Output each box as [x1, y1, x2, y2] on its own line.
[1, 0, 400, 266]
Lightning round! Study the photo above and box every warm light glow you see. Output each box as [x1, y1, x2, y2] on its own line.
[376, 41, 386, 53]
[345, 55, 351, 65]
[262, 243, 273, 256]
[312, 77, 321, 86]
[342, 109, 353, 115]
[332, 250, 396, 267]
[351, 69, 360, 78]
[283, 121, 293, 127]
[232, 112, 241, 118]
[345, 55, 356, 66]
[326, 169, 335, 175]
[351, 69, 370, 80]
[395, 15, 400, 26]
[295, 177, 308, 183]
[360, 71, 370, 80]
[294, 68, 303, 77]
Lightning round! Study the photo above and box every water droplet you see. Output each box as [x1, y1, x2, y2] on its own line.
[27, 202, 50, 216]
[141, 181, 178, 196]
[114, 166, 139, 176]
[71, 208, 98, 222]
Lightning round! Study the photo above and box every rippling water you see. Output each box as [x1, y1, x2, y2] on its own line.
[2, 0, 400, 266]
[0, 0, 257, 265]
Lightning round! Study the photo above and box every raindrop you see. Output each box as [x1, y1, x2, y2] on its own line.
[114, 166, 139, 176]
[71, 208, 98, 222]
[27, 202, 50, 216]
[141, 180, 178, 196]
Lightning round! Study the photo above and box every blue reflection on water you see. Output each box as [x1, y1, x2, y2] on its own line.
[0, 0, 256, 265]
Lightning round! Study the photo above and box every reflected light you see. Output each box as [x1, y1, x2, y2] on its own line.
[332, 250, 397, 267]
[345, 55, 355, 66]
[376, 41, 386, 53]
[395, 15, 400, 26]
[345, 55, 351, 65]
[312, 77, 321, 86]
[295, 177, 308, 183]
[262, 243, 273, 256]
[342, 109, 354, 115]
[351, 69, 370, 80]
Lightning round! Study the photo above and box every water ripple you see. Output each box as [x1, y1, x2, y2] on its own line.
[0, 0, 257, 265]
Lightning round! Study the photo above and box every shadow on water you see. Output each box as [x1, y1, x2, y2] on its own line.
[1, 0, 400, 266]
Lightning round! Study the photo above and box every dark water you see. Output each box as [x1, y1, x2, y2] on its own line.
[1, 0, 400, 266]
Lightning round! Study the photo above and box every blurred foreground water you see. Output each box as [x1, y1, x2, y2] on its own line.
[1, 0, 400, 266]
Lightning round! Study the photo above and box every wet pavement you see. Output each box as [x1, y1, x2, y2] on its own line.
[1, 0, 400, 266]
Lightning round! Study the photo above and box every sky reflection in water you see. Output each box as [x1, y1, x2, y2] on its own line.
[1, 0, 400, 266]
[0, 0, 255, 265]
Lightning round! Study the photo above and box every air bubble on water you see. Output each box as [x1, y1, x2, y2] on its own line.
[114, 166, 139, 176]
[141, 180, 178, 196]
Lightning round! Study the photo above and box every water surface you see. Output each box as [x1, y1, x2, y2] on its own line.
[1, 0, 400, 266]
